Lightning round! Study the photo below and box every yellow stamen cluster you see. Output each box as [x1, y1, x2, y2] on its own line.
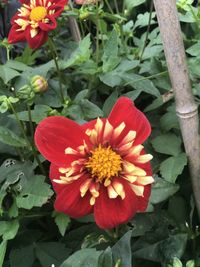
[30, 6, 47, 21]
[85, 145, 122, 182]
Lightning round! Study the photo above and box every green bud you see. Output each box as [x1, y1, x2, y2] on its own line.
[30, 75, 48, 93]
[17, 85, 33, 100]
[186, 260, 195, 267]
[172, 258, 182, 267]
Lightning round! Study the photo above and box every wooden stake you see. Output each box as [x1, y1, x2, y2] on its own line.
[153, 0, 200, 218]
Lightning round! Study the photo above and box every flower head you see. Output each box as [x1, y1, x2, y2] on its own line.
[35, 97, 154, 229]
[8, 0, 68, 49]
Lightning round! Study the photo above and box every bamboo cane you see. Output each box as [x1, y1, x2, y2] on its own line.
[68, 17, 82, 42]
[153, 0, 200, 218]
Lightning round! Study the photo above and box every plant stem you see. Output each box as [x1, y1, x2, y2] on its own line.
[139, 0, 154, 61]
[8, 100, 46, 176]
[104, 0, 114, 14]
[27, 104, 34, 141]
[95, 3, 100, 63]
[113, 0, 119, 13]
[124, 70, 168, 86]
[48, 38, 64, 102]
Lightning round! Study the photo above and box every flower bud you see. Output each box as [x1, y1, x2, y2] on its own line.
[172, 258, 182, 267]
[17, 85, 33, 99]
[30, 75, 48, 93]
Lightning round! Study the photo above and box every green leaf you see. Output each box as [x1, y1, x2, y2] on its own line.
[123, 73, 160, 97]
[186, 41, 200, 57]
[0, 241, 7, 267]
[112, 231, 132, 267]
[9, 105, 51, 124]
[99, 59, 139, 87]
[102, 29, 120, 72]
[160, 153, 187, 183]
[0, 220, 19, 241]
[60, 35, 91, 69]
[0, 65, 20, 84]
[124, 0, 146, 11]
[60, 248, 102, 267]
[98, 247, 113, 267]
[131, 213, 154, 237]
[133, 234, 187, 263]
[151, 134, 182, 156]
[102, 91, 119, 116]
[150, 177, 179, 204]
[10, 245, 35, 267]
[160, 110, 179, 131]
[35, 242, 71, 267]
[53, 212, 71, 236]
[16, 175, 53, 209]
[68, 99, 103, 120]
[134, 12, 156, 29]
[6, 60, 31, 72]
[0, 126, 27, 147]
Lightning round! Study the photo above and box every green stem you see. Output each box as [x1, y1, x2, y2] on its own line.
[113, 0, 119, 13]
[104, 0, 114, 14]
[48, 38, 65, 102]
[6, 47, 10, 61]
[124, 70, 168, 86]
[8, 100, 46, 176]
[139, 0, 154, 61]
[114, 259, 122, 267]
[27, 104, 34, 141]
[96, 3, 100, 63]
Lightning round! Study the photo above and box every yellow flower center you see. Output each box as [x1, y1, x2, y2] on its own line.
[30, 6, 47, 22]
[85, 145, 122, 182]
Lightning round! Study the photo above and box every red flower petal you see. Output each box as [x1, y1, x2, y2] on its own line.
[39, 15, 57, 31]
[8, 24, 26, 44]
[25, 27, 48, 49]
[54, 175, 93, 217]
[108, 97, 151, 146]
[34, 116, 88, 166]
[137, 184, 151, 212]
[94, 178, 138, 229]
[49, 164, 64, 193]
[48, 3, 67, 18]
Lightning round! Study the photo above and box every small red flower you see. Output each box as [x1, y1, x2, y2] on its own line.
[8, 0, 68, 49]
[35, 97, 154, 229]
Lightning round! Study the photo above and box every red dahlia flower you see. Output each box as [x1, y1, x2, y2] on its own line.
[8, 0, 67, 49]
[35, 97, 154, 229]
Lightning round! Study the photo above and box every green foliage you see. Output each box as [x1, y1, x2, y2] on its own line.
[0, 0, 200, 266]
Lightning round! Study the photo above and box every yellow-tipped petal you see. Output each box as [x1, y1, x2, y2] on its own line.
[136, 154, 153, 164]
[90, 196, 96, 205]
[112, 181, 125, 200]
[107, 185, 118, 199]
[128, 145, 144, 156]
[59, 167, 69, 174]
[80, 179, 91, 197]
[120, 130, 136, 145]
[30, 28, 38, 38]
[137, 176, 154, 185]
[95, 117, 103, 135]
[130, 184, 144, 196]
[53, 179, 68, 184]
[113, 122, 126, 139]
[103, 119, 113, 141]
[122, 174, 137, 183]
[65, 147, 78, 155]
